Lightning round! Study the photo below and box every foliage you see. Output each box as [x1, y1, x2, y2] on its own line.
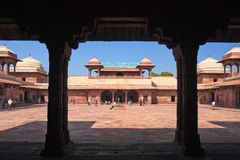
[150, 72, 161, 77]
[160, 71, 173, 76]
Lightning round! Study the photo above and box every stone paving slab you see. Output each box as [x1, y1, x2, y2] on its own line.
[0, 104, 240, 159]
[1, 104, 240, 143]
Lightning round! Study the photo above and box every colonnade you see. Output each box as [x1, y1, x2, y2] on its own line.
[41, 37, 203, 157]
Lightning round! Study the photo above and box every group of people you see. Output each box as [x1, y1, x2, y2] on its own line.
[0, 98, 15, 110]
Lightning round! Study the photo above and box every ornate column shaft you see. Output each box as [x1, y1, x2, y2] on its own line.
[179, 42, 204, 156]
[172, 45, 183, 145]
[41, 39, 72, 157]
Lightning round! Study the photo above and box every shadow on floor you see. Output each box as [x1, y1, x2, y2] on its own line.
[0, 121, 240, 159]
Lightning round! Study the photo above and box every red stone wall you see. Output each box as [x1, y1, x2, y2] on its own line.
[10, 72, 48, 83]
[198, 87, 240, 108]
[198, 73, 224, 84]
[151, 90, 177, 104]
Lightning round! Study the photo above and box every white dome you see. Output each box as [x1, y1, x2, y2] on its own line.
[197, 57, 224, 74]
[15, 55, 47, 74]
[88, 57, 101, 65]
[139, 58, 152, 65]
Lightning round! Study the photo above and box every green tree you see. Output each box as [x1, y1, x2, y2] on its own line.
[160, 71, 173, 76]
[150, 72, 161, 77]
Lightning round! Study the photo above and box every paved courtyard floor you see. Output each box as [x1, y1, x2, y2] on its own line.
[0, 104, 240, 159]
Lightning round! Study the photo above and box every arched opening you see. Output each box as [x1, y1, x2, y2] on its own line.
[232, 64, 239, 74]
[19, 94, 23, 102]
[2, 62, 7, 72]
[140, 69, 148, 77]
[9, 63, 15, 72]
[116, 72, 124, 76]
[101, 90, 112, 103]
[114, 90, 125, 103]
[24, 91, 29, 103]
[225, 64, 231, 74]
[127, 90, 138, 103]
[151, 91, 158, 104]
[211, 91, 215, 102]
[91, 69, 99, 77]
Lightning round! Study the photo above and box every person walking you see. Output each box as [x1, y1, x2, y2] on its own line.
[7, 98, 13, 110]
[139, 98, 143, 106]
[95, 98, 98, 107]
[88, 97, 91, 106]
[38, 97, 41, 104]
[211, 101, 215, 110]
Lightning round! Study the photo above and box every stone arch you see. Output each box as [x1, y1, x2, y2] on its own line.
[225, 64, 231, 74]
[9, 63, 15, 72]
[24, 91, 29, 103]
[1, 62, 7, 71]
[127, 90, 139, 103]
[232, 63, 239, 74]
[151, 91, 158, 104]
[114, 90, 125, 103]
[211, 91, 215, 102]
[101, 90, 112, 103]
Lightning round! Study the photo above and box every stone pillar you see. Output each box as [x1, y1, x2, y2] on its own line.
[172, 46, 183, 145]
[147, 94, 152, 104]
[88, 69, 92, 77]
[112, 91, 115, 103]
[41, 40, 72, 157]
[178, 42, 204, 156]
[148, 69, 151, 77]
[224, 65, 226, 77]
[125, 90, 128, 104]
[98, 68, 101, 77]
[238, 64, 240, 75]
[14, 65, 16, 72]
[6, 63, 9, 74]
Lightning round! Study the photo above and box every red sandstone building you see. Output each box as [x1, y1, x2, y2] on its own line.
[1, 44, 240, 108]
[0, 45, 177, 106]
[198, 47, 240, 108]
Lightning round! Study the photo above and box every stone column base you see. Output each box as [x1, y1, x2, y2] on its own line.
[182, 146, 204, 157]
[181, 134, 204, 157]
[175, 129, 182, 145]
[41, 140, 74, 157]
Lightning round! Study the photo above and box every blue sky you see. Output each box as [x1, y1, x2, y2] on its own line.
[1, 41, 240, 76]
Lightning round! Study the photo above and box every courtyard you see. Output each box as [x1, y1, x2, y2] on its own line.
[0, 104, 240, 159]
[0, 104, 240, 143]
